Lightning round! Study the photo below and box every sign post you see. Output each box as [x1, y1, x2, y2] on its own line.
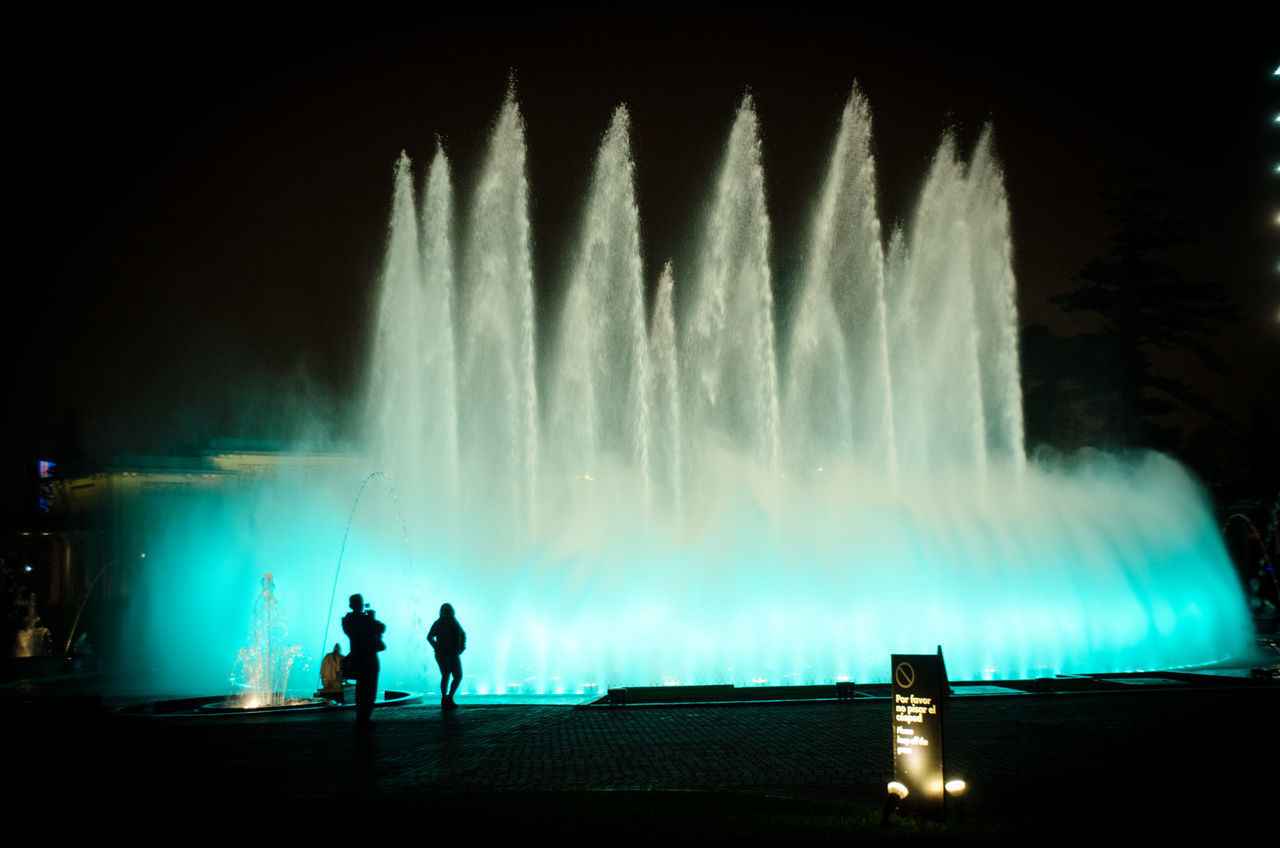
[891, 647, 949, 820]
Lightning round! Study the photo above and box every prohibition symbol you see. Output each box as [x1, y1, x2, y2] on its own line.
[894, 662, 915, 688]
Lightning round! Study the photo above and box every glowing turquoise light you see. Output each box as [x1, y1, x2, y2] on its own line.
[133, 87, 1253, 697]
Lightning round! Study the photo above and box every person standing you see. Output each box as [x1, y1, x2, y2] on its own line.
[342, 593, 385, 727]
[426, 602, 465, 709]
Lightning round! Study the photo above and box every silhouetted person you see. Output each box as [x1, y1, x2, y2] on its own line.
[342, 594, 385, 726]
[427, 602, 465, 709]
[319, 642, 345, 694]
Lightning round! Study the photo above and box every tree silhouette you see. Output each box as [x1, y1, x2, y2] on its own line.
[1048, 184, 1237, 451]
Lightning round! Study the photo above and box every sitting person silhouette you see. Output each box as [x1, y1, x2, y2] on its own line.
[319, 643, 346, 694]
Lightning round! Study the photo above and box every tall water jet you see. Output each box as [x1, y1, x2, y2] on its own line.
[458, 90, 538, 540]
[419, 147, 461, 507]
[367, 153, 429, 478]
[547, 105, 652, 507]
[785, 85, 895, 477]
[889, 136, 986, 474]
[648, 261, 683, 519]
[683, 95, 781, 477]
[966, 127, 1024, 469]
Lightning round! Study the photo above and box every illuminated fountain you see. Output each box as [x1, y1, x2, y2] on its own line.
[12, 594, 52, 658]
[124, 571, 415, 715]
[355, 83, 1252, 692]
[137, 84, 1253, 696]
[205, 573, 320, 711]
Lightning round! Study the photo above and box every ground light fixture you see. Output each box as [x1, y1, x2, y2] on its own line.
[881, 778, 968, 824]
[882, 781, 909, 825]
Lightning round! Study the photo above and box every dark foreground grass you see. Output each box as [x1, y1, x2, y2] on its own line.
[286, 790, 1004, 843]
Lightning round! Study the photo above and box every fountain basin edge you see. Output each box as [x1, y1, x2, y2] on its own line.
[118, 690, 420, 717]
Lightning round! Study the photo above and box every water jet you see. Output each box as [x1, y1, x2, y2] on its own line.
[226, 573, 311, 710]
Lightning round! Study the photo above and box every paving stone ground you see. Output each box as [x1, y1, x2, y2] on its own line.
[8, 675, 1277, 838]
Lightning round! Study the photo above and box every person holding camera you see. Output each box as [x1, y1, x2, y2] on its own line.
[343, 593, 386, 727]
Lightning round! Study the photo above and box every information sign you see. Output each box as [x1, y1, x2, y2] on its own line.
[890, 647, 948, 819]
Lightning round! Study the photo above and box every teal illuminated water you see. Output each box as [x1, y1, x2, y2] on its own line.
[138, 86, 1252, 696]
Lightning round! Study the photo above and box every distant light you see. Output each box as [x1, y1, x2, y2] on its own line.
[1274, 65, 1279, 75]
[887, 781, 909, 798]
[945, 779, 967, 793]
[23, 565, 32, 573]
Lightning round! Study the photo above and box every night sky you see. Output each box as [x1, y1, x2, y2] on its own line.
[6, 16, 1276, 510]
